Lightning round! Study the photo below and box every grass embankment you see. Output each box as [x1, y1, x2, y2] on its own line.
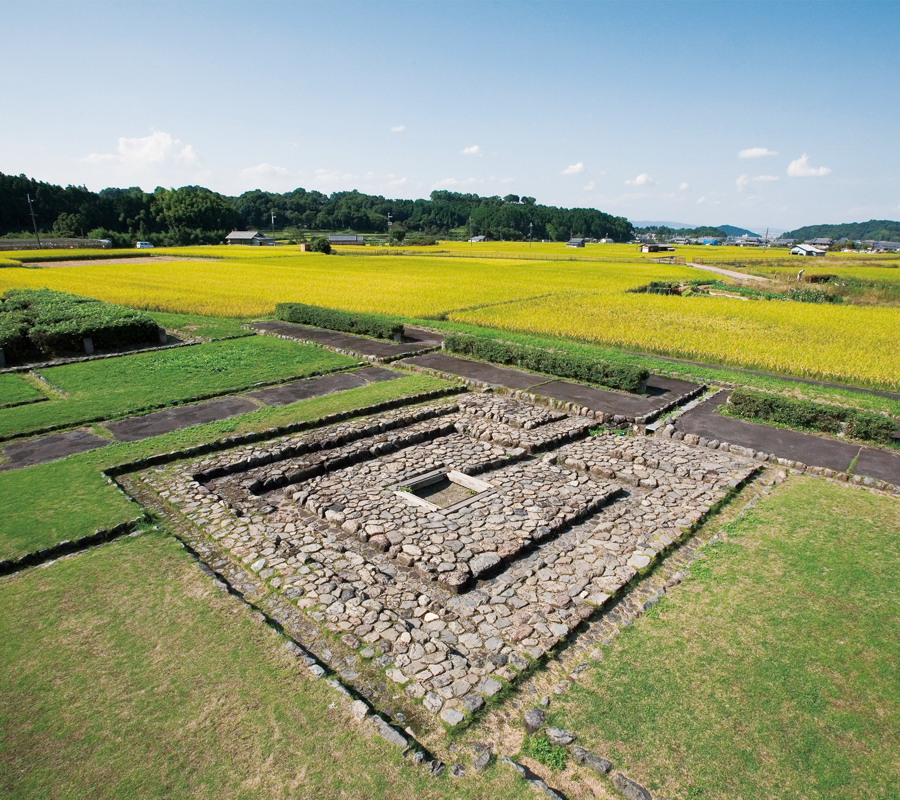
[151, 311, 255, 340]
[0, 532, 522, 800]
[0, 336, 356, 440]
[550, 478, 900, 800]
[0, 374, 44, 407]
[0, 373, 450, 561]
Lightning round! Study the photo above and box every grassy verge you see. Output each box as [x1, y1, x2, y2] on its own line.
[151, 311, 255, 340]
[0, 532, 521, 800]
[0, 373, 450, 561]
[550, 477, 900, 800]
[413, 318, 900, 415]
[0, 337, 356, 439]
[0, 374, 44, 406]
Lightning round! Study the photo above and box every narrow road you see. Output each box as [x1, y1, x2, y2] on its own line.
[684, 261, 773, 283]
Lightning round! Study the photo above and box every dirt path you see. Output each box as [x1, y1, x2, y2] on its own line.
[685, 261, 773, 283]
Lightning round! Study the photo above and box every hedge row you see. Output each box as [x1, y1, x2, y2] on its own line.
[274, 302, 403, 340]
[0, 288, 159, 363]
[728, 389, 899, 446]
[444, 333, 649, 394]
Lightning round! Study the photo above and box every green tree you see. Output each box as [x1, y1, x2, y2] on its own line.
[309, 236, 332, 254]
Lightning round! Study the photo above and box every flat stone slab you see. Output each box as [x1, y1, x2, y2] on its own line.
[534, 376, 697, 417]
[1, 428, 109, 470]
[677, 391, 900, 484]
[106, 397, 259, 442]
[251, 322, 442, 359]
[247, 368, 403, 407]
[401, 353, 546, 390]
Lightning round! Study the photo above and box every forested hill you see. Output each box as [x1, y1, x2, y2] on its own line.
[0, 172, 633, 246]
[784, 220, 900, 242]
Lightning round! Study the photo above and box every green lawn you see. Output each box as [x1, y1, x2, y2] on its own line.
[550, 477, 900, 800]
[0, 336, 356, 439]
[0, 373, 450, 561]
[151, 310, 256, 340]
[0, 375, 44, 407]
[0, 532, 522, 800]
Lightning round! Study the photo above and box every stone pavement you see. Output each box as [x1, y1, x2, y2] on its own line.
[675, 390, 900, 485]
[0, 428, 110, 471]
[400, 352, 701, 420]
[244, 366, 401, 407]
[106, 397, 260, 442]
[138, 394, 757, 730]
[251, 322, 443, 360]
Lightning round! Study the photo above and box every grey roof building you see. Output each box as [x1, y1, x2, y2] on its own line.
[225, 231, 274, 245]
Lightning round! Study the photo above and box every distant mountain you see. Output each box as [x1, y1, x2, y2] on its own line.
[717, 224, 761, 237]
[631, 220, 700, 229]
[783, 220, 900, 242]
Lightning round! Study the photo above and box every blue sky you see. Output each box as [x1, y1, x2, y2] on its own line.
[3, 0, 898, 230]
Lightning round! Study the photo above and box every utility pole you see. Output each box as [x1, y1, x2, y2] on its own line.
[529, 221, 533, 248]
[26, 194, 42, 249]
[387, 212, 392, 245]
[271, 210, 276, 241]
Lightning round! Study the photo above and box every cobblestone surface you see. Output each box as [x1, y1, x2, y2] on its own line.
[137, 393, 756, 729]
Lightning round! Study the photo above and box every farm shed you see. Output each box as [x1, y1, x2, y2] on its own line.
[808, 238, 834, 248]
[225, 231, 274, 246]
[640, 243, 675, 253]
[468, 235, 487, 243]
[328, 235, 365, 246]
[566, 238, 586, 248]
[790, 244, 827, 256]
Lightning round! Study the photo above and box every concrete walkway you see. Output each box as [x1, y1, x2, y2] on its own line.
[251, 322, 443, 360]
[400, 352, 701, 419]
[676, 390, 900, 485]
[0, 367, 407, 470]
[685, 261, 774, 283]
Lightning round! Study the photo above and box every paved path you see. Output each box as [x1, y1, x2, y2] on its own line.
[0, 429, 110, 471]
[400, 352, 701, 418]
[0, 367, 408, 469]
[250, 322, 443, 359]
[676, 390, 900, 485]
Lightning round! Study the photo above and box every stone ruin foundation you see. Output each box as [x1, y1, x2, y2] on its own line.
[137, 394, 757, 732]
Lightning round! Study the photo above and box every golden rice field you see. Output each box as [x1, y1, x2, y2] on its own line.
[1, 245, 897, 389]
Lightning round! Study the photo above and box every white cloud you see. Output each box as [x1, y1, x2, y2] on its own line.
[561, 162, 585, 175]
[497, 177, 515, 184]
[787, 154, 831, 177]
[583, 181, 596, 191]
[83, 131, 200, 168]
[754, 174, 780, 182]
[461, 145, 482, 156]
[625, 173, 655, 186]
[390, 125, 405, 133]
[238, 163, 294, 192]
[679, 182, 690, 190]
[432, 177, 481, 189]
[736, 174, 750, 192]
[739, 147, 778, 159]
[240, 163, 288, 181]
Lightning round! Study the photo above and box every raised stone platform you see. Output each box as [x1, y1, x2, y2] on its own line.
[138, 394, 756, 729]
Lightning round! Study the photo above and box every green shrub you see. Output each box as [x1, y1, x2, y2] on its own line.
[0, 288, 159, 363]
[443, 333, 649, 393]
[522, 735, 567, 771]
[274, 302, 403, 340]
[728, 389, 899, 446]
[309, 237, 332, 254]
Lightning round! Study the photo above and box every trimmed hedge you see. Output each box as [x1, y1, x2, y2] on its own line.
[0, 288, 159, 363]
[444, 333, 649, 394]
[728, 389, 898, 446]
[274, 302, 403, 340]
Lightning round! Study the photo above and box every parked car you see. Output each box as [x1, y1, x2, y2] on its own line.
[135, 241, 154, 249]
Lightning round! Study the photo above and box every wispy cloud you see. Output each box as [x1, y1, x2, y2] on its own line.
[83, 131, 200, 168]
[432, 177, 482, 189]
[390, 125, 405, 133]
[561, 162, 585, 175]
[583, 181, 596, 191]
[787, 154, 831, 177]
[679, 182, 690, 190]
[754, 174, 780, 182]
[738, 147, 778, 159]
[461, 145, 482, 156]
[625, 173, 655, 186]
[736, 174, 750, 192]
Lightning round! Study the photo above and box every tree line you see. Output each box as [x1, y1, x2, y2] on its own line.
[783, 220, 900, 243]
[0, 172, 634, 246]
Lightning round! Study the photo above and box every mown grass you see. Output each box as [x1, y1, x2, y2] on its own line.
[0, 336, 356, 439]
[0, 374, 44, 407]
[151, 310, 255, 340]
[0, 532, 522, 800]
[552, 477, 900, 800]
[0, 373, 450, 561]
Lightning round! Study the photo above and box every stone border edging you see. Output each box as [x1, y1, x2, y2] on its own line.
[102, 386, 467, 478]
[0, 516, 145, 577]
[657, 424, 900, 494]
[0, 362, 363, 444]
[0, 395, 49, 411]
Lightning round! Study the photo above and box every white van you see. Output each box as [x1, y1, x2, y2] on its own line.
[135, 241, 154, 249]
